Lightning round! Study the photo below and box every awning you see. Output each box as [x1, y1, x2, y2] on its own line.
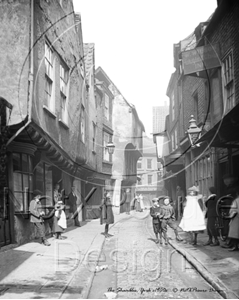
[164, 153, 184, 167]
[197, 104, 239, 148]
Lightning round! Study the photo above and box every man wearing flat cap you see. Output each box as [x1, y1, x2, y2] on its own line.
[29, 190, 50, 246]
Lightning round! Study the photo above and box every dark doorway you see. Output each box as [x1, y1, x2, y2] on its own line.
[0, 189, 11, 247]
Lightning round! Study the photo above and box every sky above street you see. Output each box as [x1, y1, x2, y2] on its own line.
[73, 0, 217, 136]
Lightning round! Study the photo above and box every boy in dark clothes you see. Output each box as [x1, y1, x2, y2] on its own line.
[150, 198, 162, 244]
[159, 197, 183, 245]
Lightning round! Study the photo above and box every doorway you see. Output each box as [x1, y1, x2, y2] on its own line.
[0, 189, 11, 247]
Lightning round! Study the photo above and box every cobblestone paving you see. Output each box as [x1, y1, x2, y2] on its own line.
[103, 213, 222, 299]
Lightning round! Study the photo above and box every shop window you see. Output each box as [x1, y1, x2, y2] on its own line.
[34, 162, 53, 208]
[13, 153, 33, 212]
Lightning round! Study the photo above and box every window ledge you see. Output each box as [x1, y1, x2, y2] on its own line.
[43, 105, 57, 119]
[59, 119, 69, 129]
[15, 211, 30, 219]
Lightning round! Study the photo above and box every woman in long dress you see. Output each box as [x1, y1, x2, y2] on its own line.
[53, 200, 67, 239]
[135, 195, 143, 212]
[179, 186, 206, 245]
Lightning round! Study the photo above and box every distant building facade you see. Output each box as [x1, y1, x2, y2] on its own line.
[136, 135, 163, 205]
[152, 104, 169, 134]
[95, 67, 145, 214]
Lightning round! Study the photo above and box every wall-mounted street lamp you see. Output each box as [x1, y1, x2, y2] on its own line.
[187, 115, 202, 147]
[106, 142, 115, 154]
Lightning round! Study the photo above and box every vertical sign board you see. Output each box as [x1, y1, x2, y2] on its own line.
[182, 44, 221, 75]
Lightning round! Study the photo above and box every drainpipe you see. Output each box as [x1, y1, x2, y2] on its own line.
[6, 0, 34, 146]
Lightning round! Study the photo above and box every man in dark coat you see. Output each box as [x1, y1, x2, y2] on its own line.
[29, 190, 50, 246]
[204, 186, 219, 246]
[99, 192, 114, 237]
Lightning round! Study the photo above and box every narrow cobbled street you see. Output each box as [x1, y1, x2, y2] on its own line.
[88, 213, 223, 299]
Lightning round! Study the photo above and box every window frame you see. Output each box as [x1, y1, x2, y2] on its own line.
[103, 130, 113, 163]
[13, 153, 33, 213]
[137, 158, 142, 169]
[104, 94, 110, 121]
[147, 159, 152, 169]
[45, 41, 55, 112]
[60, 61, 69, 124]
[222, 50, 235, 112]
[148, 174, 153, 185]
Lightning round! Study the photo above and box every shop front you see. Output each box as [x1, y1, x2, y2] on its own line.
[5, 123, 76, 246]
[197, 103, 239, 198]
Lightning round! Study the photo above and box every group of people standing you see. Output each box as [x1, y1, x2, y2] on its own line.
[150, 181, 239, 251]
[29, 184, 80, 246]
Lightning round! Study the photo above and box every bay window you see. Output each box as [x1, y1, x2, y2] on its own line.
[13, 153, 33, 212]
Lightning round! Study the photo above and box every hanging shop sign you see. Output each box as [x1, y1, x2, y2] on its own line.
[182, 44, 220, 75]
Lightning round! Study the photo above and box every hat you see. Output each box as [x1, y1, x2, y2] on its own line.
[33, 189, 43, 197]
[152, 198, 159, 202]
[188, 186, 199, 193]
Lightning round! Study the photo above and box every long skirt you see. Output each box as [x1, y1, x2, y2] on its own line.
[179, 196, 206, 232]
[135, 201, 142, 212]
[53, 216, 64, 233]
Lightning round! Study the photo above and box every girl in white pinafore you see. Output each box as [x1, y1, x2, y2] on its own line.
[179, 186, 206, 245]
